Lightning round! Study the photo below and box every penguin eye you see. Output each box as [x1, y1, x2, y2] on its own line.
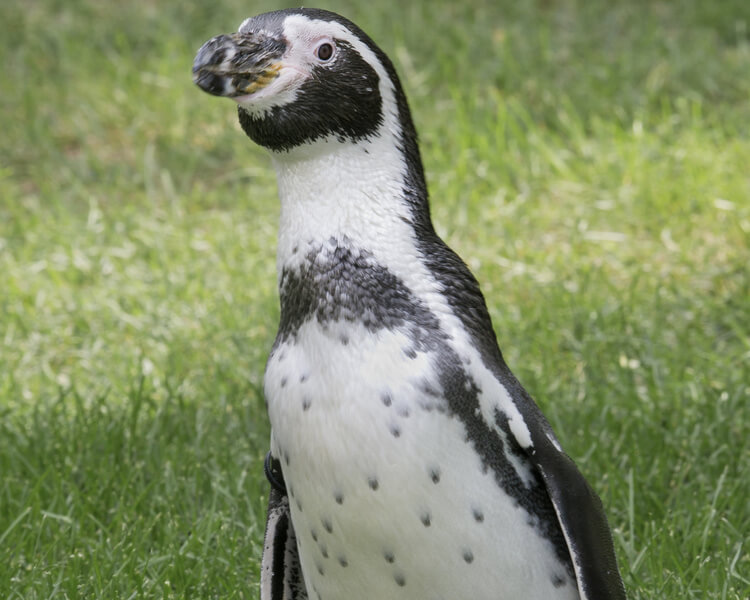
[315, 42, 335, 62]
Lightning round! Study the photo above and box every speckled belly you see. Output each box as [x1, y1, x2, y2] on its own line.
[265, 320, 579, 600]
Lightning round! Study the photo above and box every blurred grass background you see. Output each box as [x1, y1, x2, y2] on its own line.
[1, 0, 748, 597]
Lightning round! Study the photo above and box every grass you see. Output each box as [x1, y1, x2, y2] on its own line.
[1, 0, 748, 597]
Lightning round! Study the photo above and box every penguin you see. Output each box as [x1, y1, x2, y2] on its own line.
[193, 8, 626, 600]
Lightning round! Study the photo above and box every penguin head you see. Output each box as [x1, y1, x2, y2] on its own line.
[193, 8, 402, 153]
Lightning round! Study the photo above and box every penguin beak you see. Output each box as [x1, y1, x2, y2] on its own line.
[192, 32, 286, 98]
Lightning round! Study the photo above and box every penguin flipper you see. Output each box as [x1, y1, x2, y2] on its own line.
[260, 485, 308, 600]
[531, 437, 627, 600]
[504, 379, 626, 600]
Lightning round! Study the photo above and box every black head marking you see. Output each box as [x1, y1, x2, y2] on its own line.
[237, 10, 384, 151]
[238, 42, 382, 151]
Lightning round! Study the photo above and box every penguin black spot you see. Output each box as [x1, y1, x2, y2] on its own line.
[296, 498, 303, 512]
[394, 572, 406, 587]
[338, 555, 348, 567]
[463, 549, 474, 564]
[368, 476, 379, 490]
[319, 543, 329, 558]
[334, 491, 344, 504]
[403, 347, 417, 359]
[389, 424, 401, 438]
[284, 452, 290, 466]
[381, 392, 393, 407]
[552, 574, 566, 588]
[300, 373, 308, 383]
[383, 550, 395, 563]
[316, 563, 325, 576]
[472, 507, 484, 523]
[421, 380, 440, 397]
[311, 528, 318, 542]
[429, 466, 441, 484]
[396, 405, 410, 418]
[280, 376, 288, 388]
[420, 511, 431, 527]
[302, 397, 312, 411]
[340, 334, 349, 345]
[322, 517, 333, 533]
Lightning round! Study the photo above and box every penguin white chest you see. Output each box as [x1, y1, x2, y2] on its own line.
[265, 319, 579, 600]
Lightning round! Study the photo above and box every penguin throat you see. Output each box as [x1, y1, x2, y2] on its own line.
[271, 131, 425, 276]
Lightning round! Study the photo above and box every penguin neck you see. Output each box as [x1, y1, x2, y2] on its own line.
[270, 129, 432, 280]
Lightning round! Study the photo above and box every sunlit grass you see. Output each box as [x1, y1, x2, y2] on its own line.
[1, 0, 748, 597]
